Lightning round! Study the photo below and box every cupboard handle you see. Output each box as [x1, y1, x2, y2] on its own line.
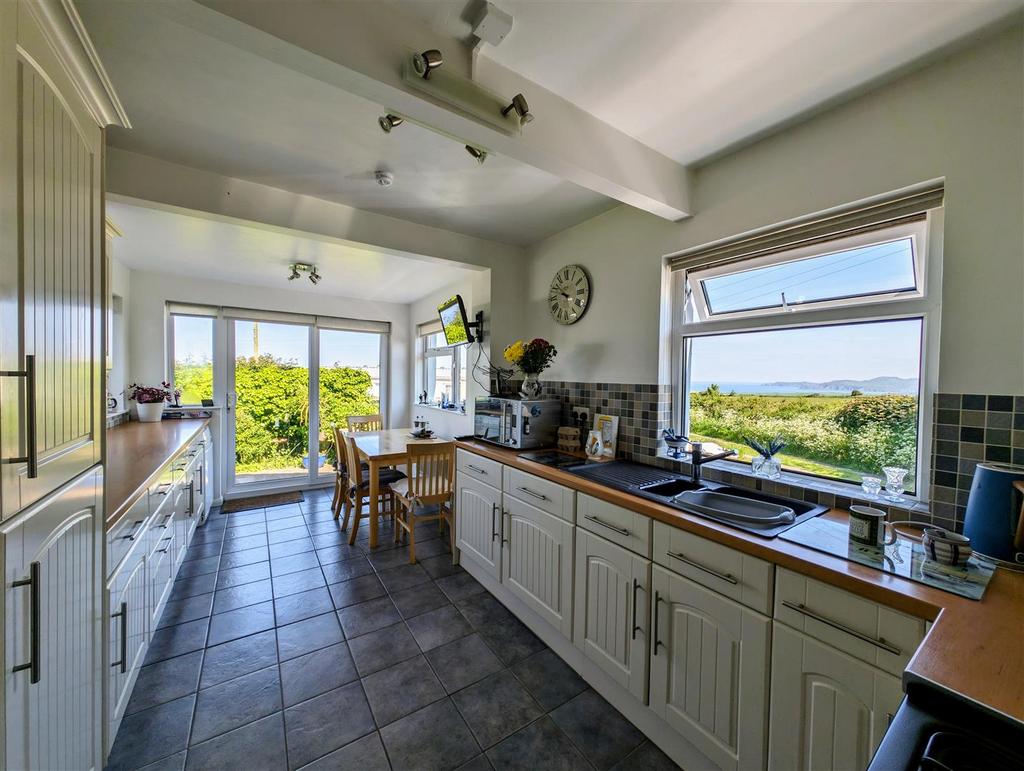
[653, 590, 665, 654]
[631, 578, 644, 639]
[110, 601, 128, 673]
[516, 486, 548, 502]
[501, 510, 510, 545]
[154, 484, 172, 496]
[666, 550, 738, 585]
[11, 561, 41, 683]
[491, 503, 499, 542]
[122, 519, 145, 540]
[584, 514, 629, 536]
[1, 355, 38, 478]
[781, 600, 902, 655]
[466, 464, 487, 476]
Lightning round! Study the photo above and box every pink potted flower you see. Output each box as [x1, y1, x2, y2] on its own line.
[128, 381, 180, 422]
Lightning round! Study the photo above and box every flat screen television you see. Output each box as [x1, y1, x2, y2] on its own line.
[437, 294, 474, 345]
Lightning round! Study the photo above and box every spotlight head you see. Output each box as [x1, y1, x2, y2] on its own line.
[412, 49, 443, 79]
[502, 93, 533, 125]
[288, 266, 300, 281]
[378, 114, 403, 133]
[465, 145, 487, 165]
[309, 269, 321, 285]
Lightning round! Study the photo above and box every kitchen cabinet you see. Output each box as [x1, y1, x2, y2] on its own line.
[106, 543, 148, 748]
[768, 622, 902, 771]
[455, 473, 503, 580]
[649, 564, 770, 771]
[574, 528, 650, 702]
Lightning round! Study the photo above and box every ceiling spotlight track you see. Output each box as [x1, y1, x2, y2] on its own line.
[378, 114, 403, 133]
[412, 49, 443, 79]
[502, 93, 533, 126]
[288, 262, 321, 285]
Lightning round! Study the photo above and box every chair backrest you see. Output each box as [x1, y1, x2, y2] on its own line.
[342, 432, 362, 494]
[332, 424, 346, 473]
[347, 414, 383, 432]
[404, 441, 455, 504]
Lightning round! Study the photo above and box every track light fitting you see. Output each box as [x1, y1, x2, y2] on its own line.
[502, 93, 533, 126]
[412, 49, 443, 79]
[288, 263, 321, 285]
[465, 145, 488, 164]
[378, 114, 403, 133]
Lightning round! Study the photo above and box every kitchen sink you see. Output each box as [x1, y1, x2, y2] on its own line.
[674, 489, 796, 527]
[639, 479, 705, 497]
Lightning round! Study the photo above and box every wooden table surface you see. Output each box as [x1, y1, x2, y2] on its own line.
[353, 429, 452, 548]
[105, 418, 209, 528]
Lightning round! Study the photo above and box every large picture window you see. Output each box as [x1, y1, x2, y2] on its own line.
[420, 330, 465, 407]
[169, 312, 214, 405]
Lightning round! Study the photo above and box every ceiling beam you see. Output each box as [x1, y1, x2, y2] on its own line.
[184, 0, 692, 220]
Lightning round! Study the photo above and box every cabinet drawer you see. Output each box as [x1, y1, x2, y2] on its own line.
[503, 467, 575, 522]
[653, 521, 773, 615]
[456, 450, 503, 488]
[578, 493, 651, 558]
[107, 496, 150, 574]
[774, 568, 925, 676]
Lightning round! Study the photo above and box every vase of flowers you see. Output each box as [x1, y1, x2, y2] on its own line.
[503, 338, 557, 399]
[128, 381, 180, 422]
[745, 434, 785, 479]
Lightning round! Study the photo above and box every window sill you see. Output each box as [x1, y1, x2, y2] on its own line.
[415, 403, 467, 416]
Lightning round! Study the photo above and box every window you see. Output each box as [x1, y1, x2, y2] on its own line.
[675, 217, 938, 495]
[421, 330, 464, 407]
[169, 313, 214, 405]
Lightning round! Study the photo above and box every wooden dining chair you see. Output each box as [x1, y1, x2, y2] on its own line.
[388, 442, 456, 564]
[341, 431, 405, 544]
[330, 424, 368, 521]
[346, 414, 384, 432]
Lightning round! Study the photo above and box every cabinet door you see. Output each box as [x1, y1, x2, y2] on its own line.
[0, 1, 104, 519]
[3, 469, 102, 771]
[768, 622, 902, 771]
[172, 485, 189, 568]
[455, 474, 502, 580]
[106, 546, 148, 750]
[573, 529, 650, 702]
[148, 525, 176, 626]
[502, 495, 574, 638]
[650, 565, 770, 771]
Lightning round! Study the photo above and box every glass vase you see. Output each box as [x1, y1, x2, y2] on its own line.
[752, 455, 781, 479]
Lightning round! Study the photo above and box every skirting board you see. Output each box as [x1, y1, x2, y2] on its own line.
[458, 553, 718, 771]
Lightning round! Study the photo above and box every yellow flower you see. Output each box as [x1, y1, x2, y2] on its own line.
[503, 340, 525, 365]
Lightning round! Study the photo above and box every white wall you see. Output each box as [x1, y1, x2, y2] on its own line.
[526, 24, 1024, 394]
[107, 255, 133, 410]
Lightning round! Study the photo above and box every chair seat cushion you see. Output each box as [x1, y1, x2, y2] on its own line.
[354, 468, 406, 490]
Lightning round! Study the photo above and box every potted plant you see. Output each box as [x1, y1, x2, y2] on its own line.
[128, 381, 179, 422]
[744, 434, 785, 479]
[503, 338, 557, 398]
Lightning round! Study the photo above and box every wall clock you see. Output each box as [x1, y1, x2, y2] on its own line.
[548, 264, 591, 325]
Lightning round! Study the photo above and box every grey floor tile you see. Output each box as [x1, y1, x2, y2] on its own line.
[138, 750, 187, 771]
[267, 525, 310, 544]
[105, 694, 196, 771]
[225, 510, 265, 525]
[277, 612, 344, 661]
[186, 712, 287, 771]
[321, 556, 374, 585]
[380, 698, 481, 771]
[329, 573, 386, 609]
[436, 572, 485, 603]
[266, 503, 303, 518]
[280, 642, 358, 708]
[298, 731, 390, 771]
[486, 716, 590, 771]
[271, 550, 321, 576]
[169, 572, 219, 601]
[156, 592, 214, 630]
[337, 596, 401, 639]
[312, 531, 356, 549]
[275, 586, 335, 627]
[457, 756, 493, 771]
[216, 560, 271, 590]
[510, 649, 587, 711]
[425, 633, 504, 694]
[184, 541, 224, 561]
[207, 600, 276, 646]
[452, 671, 543, 749]
[314, 542, 365, 566]
[212, 578, 274, 614]
[478, 616, 544, 666]
[190, 665, 282, 746]
[608, 741, 680, 771]
[175, 556, 221, 580]
[219, 545, 270, 570]
[273, 566, 328, 598]
[306, 518, 345, 535]
[550, 690, 645, 769]
[266, 515, 307, 532]
[408, 536, 452, 560]
[391, 582, 451, 620]
[224, 522, 267, 539]
[284, 681, 376, 769]
[366, 547, 414, 571]
[145, 618, 209, 665]
[377, 563, 431, 593]
[347, 621, 420, 677]
[270, 537, 316, 559]
[420, 554, 462, 580]
[222, 533, 268, 553]
[126, 650, 203, 716]
[407, 605, 473, 652]
[361, 655, 446, 727]
[200, 629, 278, 689]
[455, 593, 515, 631]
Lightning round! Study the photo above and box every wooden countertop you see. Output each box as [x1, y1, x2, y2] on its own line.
[105, 419, 209, 528]
[456, 439, 1024, 726]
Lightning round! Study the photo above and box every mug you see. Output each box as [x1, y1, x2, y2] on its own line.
[921, 527, 972, 566]
[849, 505, 897, 547]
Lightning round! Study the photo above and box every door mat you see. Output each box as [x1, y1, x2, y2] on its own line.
[221, 491, 304, 514]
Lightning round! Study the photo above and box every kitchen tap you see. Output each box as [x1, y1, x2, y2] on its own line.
[686, 440, 738, 484]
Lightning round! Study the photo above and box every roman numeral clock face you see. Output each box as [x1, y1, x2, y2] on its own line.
[548, 264, 591, 325]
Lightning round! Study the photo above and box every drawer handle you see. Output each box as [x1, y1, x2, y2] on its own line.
[121, 519, 145, 540]
[501, 510, 510, 545]
[667, 550, 738, 585]
[156, 546, 170, 554]
[11, 561, 41, 683]
[631, 578, 644, 640]
[466, 464, 488, 475]
[653, 590, 665, 654]
[154, 484, 172, 496]
[110, 601, 128, 673]
[584, 514, 630, 537]
[781, 601, 902, 655]
[516, 486, 548, 502]
[491, 502, 499, 542]
[1, 355, 38, 478]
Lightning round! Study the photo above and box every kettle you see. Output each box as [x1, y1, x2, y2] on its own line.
[962, 463, 1024, 563]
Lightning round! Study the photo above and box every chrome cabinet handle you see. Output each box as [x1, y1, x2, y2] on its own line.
[631, 578, 644, 640]
[110, 601, 128, 673]
[653, 590, 665, 654]
[666, 550, 738, 585]
[1, 355, 38, 478]
[584, 514, 629, 536]
[781, 601, 902, 655]
[12, 561, 41, 683]
[466, 464, 487, 475]
[501, 510, 510, 545]
[121, 519, 145, 540]
[516, 486, 548, 502]
[154, 483, 172, 496]
[490, 502, 499, 542]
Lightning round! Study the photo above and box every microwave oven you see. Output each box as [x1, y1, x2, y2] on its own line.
[473, 397, 561, 450]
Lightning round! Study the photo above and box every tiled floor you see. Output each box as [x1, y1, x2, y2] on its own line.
[105, 489, 681, 771]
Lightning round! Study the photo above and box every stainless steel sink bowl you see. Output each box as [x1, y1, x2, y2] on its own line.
[640, 479, 705, 497]
[674, 489, 796, 526]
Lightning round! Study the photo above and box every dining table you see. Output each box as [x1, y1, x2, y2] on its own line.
[352, 428, 451, 549]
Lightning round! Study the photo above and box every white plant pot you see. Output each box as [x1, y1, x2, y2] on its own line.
[136, 402, 165, 422]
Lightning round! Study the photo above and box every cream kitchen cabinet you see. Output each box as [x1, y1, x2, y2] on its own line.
[649, 564, 771, 771]
[768, 621, 903, 771]
[456, 473, 503, 580]
[106, 542, 148, 751]
[574, 528, 650, 702]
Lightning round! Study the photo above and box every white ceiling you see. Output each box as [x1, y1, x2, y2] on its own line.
[392, 0, 1023, 164]
[107, 200, 479, 304]
[77, 1, 615, 246]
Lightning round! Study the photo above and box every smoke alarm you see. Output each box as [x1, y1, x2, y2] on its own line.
[375, 170, 394, 187]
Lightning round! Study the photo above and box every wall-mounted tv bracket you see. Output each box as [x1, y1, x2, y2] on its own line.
[467, 311, 484, 343]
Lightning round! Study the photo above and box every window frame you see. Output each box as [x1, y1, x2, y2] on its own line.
[166, 310, 216, 406]
[670, 212, 943, 498]
[420, 331, 464, 407]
